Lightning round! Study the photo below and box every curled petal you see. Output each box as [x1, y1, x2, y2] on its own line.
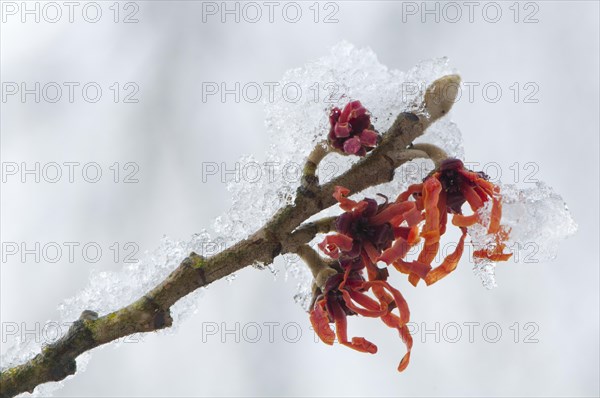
[488, 195, 502, 234]
[329, 299, 350, 345]
[379, 238, 411, 265]
[407, 225, 421, 245]
[318, 234, 354, 259]
[474, 226, 513, 261]
[347, 337, 378, 354]
[425, 229, 467, 286]
[393, 260, 431, 280]
[333, 186, 358, 211]
[361, 252, 389, 282]
[397, 325, 413, 372]
[349, 289, 387, 311]
[381, 313, 413, 372]
[437, 190, 448, 236]
[405, 207, 424, 226]
[396, 183, 423, 202]
[417, 241, 440, 266]
[420, 178, 442, 245]
[362, 241, 380, 264]
[473, 184, 489, 203]
[365, 280, 410, 325]
[452, 213, 479, 227]
[380, 226, 421, 264]
[408, 273, 420, 287]
[473, 176, 497, 197]
[369, 201, 415, 226]
[474, 249, 513, 262]
[461, 182, 485, 211]
[330, 298, 377, 354]
[309, 300, 335, 345]
[341, 289, 388, 317]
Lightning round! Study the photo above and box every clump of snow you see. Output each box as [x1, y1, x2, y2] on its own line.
[206, 41, 465, 309]
[214, 41, 461, 251]
[469, 182, 577, 288]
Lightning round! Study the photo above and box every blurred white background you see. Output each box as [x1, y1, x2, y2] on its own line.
[1, 1, 598, 396]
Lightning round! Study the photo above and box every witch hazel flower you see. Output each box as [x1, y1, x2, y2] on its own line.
[380, 158, 513, 286]
[320, 187, 423, 254]
[328, 100, 380, 156]
[312, 158, 513, 372]
[309, 261, 413, 371]
[314, 187, 416, 371]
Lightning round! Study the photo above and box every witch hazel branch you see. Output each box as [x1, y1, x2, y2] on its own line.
[0, 66, 575, 397]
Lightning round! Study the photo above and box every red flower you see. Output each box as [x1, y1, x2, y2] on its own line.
[328, 101, 379, 156]
[309, 259, 413, 372]
[318, 187, 421, 260]
[384, 158, 512, 286]
[313, 165, 511, 372]
[314, 187, 415, 371]
[314, 100, 513, 374]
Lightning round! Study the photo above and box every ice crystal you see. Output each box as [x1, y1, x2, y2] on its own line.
[214, 41, 461, 248]
[469, 181, 577, 288]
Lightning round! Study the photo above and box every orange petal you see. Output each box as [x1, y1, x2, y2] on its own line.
[396, 183, 423, 202]
[363, 241, 381, 264]
[461, 183, 484, 211]
[333, 185, 358, 211]
[379, 238, 411, 264]
[381, 313, 413, 372]
[346, 337, 378, 354]
[420, 178, 442, 245]
[408, 273, 420, 287]
[318, 234, 354, 258]
[474, 177, 497, 197]
[397, 325, 413, 372]
[404, 208, 424, 226]
[473, 184, 489, 203]
[331, 299, 377, 354]
[487, 195, 502, 234]
[341, 289, 388, 317]
[369, 201, 415, 225]
[393, 260, 431, 280]
[474, 249, 513, 262]
[417, 241, 440, 266]
[425, 230, 467, 286]
[437, 191, 448, 236]
[309, 300, 335, 345]
[366, 280, 410, 325]
[452, 213, 479, 227]
[407, 226, 421, 245]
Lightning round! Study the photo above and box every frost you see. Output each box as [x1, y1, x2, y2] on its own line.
[501, 182, 578, 257]
[214, 41, 461, 248]
[209, 41, 464, 307]
[469, 181, 577, 288]
[0, 234, 212, 395]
